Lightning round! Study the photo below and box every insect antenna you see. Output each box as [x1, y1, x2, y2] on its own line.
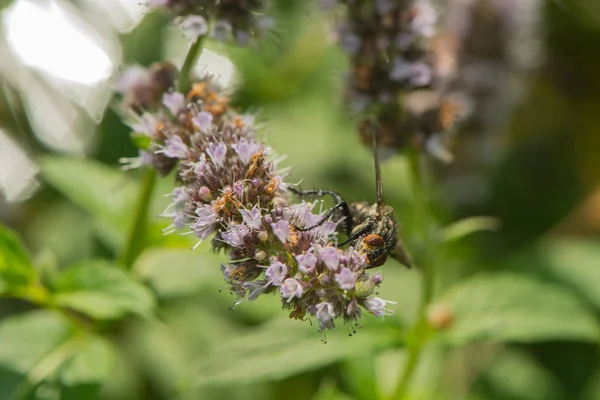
[372, 131, 383, 215]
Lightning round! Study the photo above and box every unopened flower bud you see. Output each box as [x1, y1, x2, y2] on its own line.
[198, 186, 212, 202]
[258, 231, 269, 243]
[371, 272, 384, 286]
[354, 279, 375, 298]
[255, 250, 267, 262]
[427, 303, 454, 330]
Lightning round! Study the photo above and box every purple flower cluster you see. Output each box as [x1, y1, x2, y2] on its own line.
[146, 0, 272, 44]
[326, 0, 437, 106]
[322, 0, 459, 160]
[118, 65, 395, 331]
[115, 62, 178, 114]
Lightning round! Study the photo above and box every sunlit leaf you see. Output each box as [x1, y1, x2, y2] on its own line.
[0, 223, 34, 295]
[52, 261, 155, 320]
[192, 319, 400, 388]
[39, 156, 139, 251]
[440, 217, 501, 243]
[0, 310, 76, 400]
[435, 272, 600, 345]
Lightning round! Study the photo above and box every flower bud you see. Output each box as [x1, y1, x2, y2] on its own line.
[258, 231, 269, 243]
[255, 250, 267, 262]
[198, 186, 212, 202]
[427, 303, 454, 330]
[354, 278, 376, 298]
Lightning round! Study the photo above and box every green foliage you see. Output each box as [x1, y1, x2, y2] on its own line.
[440, 217, 501, 243]
[0, 224, 34, 295]
[0, 310, 75, 400]
[511, 240, 600, 309]
[58, 337, 116, 400]
[339, 356, 378, 400]
[436, 272, 600, 345]
[474, 348, 565, 400]
[134, 248, 224, 300]
[192, 320, 400, 388]
[52, 261, 155, 320]
[40, 157, 139, 252]
[0, 310, 117, 400]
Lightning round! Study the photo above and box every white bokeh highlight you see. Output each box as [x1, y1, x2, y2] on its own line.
[3, 0, 113, 85]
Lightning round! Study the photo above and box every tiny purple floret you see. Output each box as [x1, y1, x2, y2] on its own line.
[232, 137, 261, 165]
[240, 204, 263, 230]
[315, 302, 336, 331]
[335, 267, 357, 290]
[271, 219, 290, 244]
[163, 135, 188, 159]
[265, 261, 288, 286]
[162, 92, 185, 115]
[280, 278, 303, 301]
[206, 142, 228, 167]
[192, 111, 213, 131]
[318, 246, 340, 271]
[296, 250, 318, 274]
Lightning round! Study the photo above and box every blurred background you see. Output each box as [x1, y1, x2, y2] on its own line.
[0, 0, 600, 399]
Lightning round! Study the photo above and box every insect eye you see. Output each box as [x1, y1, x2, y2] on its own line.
[363, 234, 384, 248]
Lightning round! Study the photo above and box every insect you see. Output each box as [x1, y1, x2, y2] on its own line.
[290, 135, 412, 269]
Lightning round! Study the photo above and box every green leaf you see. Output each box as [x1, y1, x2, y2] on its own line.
[192, 320, 399, 388]
[0, 310, 76, 400]
[134, 248, 225, 299]
[52, 261, 155, 320]
[311, 379, 355, 400]
[39, 156, 139, 251]
[340, 356, 378, 400]
[435, 272, 600, 345]
[476, 348, 565, 400]
[58, 337, 117, 400]
[0, 223, 34, 295]
[440, 217, 501, 243]
[528, 240, 600, 310]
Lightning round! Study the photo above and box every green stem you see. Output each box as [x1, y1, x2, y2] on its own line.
[120, 168, 157, 269]
[392, 150, 436, 399]
[120, 36, 207, 268]
[179, 34, 208, 93]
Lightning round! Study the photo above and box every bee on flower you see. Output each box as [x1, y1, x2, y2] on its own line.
[117, 65, 397, 332]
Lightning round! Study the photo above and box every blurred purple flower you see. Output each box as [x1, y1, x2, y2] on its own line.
[240, 204, 263, 230]
[318, 246, 340, 271]
[280, 278, 303, 301]
[271, 219, 290, 244]
[162, 135, 188, 159]
[316, 302, 336, 331]
[232, 137, 261, 165]
[335, 267, 357, 290]
[162, 92, 185, 115]
[266, 260, 287, 286]
[206, 142, 228, 167]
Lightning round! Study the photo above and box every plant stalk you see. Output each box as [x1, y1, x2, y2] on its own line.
[392, 149, 436, 399]
[121, 34, 208, 269]
[120, 168, 157, 269]
[179, 34, 208, 93]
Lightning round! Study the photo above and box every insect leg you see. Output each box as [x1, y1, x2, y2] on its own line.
[338, 223, 373, 246]
[289, 187, 354, 236]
